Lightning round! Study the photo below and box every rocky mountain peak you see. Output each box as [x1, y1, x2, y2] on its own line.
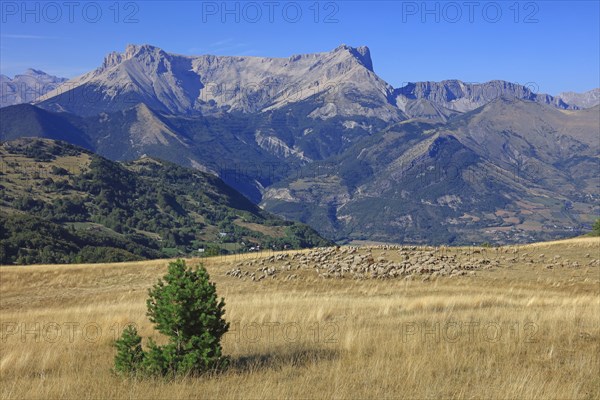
[333, 44, 373, 72]
[102, 44, 169, 70]
[124, 44, 165, 58]
[102, 51, 124, 69]
[22, 68, 48, 77]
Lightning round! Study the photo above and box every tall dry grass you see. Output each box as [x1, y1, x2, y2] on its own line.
[1, 238, 599, 399]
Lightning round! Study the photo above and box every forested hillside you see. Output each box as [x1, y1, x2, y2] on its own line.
[0, 139, 331, 264]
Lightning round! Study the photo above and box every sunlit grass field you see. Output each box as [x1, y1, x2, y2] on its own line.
[1, 238, 599, 399]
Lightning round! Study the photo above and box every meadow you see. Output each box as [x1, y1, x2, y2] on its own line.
[1, 238, 599, 399]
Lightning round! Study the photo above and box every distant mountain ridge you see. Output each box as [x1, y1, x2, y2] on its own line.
[394, 80, 576, 121]
[32, 44, 599, 121]
[3, 46, 597, 117]
[0, 69, 67, 108]
[557, 88, 600, 109]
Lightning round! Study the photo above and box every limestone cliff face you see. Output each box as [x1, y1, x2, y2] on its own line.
[37, 44, 402, 122]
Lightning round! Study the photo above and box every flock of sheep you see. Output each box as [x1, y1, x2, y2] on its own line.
[224, 244, 598, 283]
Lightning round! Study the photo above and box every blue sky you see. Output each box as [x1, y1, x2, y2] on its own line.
[1, 1, 598, 94]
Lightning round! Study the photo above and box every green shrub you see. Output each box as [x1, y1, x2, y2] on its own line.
[114, 325, 145, 375]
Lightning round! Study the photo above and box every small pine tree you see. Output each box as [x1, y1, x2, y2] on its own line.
[146, 259, 229, 375]
[113, 259, 229, 377]
[114, 325, 144, 374]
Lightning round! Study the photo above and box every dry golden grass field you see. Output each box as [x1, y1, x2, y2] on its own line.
[1, 237, 599, 399]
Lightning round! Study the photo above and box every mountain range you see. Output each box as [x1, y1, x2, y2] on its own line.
[1, 44, 598, 245]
